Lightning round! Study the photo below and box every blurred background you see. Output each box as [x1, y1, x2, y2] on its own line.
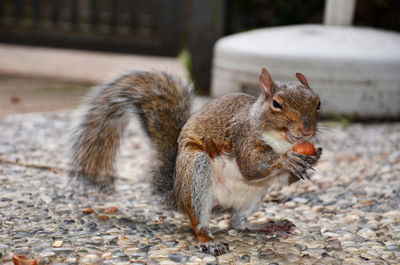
[0, 0, 399, 117]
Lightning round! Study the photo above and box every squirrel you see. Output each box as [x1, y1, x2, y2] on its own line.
[69, 68, 322, 255]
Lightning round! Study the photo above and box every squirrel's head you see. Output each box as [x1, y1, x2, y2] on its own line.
[257, 68, 320, 143]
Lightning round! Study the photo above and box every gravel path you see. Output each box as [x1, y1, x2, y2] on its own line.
[0, 111, 399, 264]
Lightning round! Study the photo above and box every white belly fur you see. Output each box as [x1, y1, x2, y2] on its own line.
[210, 155, 287, 210]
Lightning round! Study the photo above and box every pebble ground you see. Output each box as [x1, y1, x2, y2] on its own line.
[0, 111, 399, 264]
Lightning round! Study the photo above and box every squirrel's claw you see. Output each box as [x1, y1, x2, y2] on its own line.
[287, 163, 309, 180]
[200, 241, 229, 256]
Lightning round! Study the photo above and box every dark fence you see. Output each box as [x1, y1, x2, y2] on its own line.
[0, 0, 182, 56]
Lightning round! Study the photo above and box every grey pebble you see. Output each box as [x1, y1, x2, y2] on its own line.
[164, 240, 179, 247]
[292, 197, 309, 204]
[0, 243, 9, 250]
[52, 247, 74, 254]
[386, 244, 399, 251]
[169, 253, 189, 263]
[103, 258, 124, 264]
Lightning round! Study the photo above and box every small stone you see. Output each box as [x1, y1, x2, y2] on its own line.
[40, 251, 56, 258]
[0, 243, 9, 249]
[293, 197, 309, 204]
[383, 210, 400, 219]
[218, 253, 236, 264]
[360, 252, 375, 260]
[239, 254, 251, 262]
[130, 262, 147, 265]
[102, 258, 122, 264]
[343, 257, 364, 264]
[85, 222, 98, 231]
[357, 228, 376, 239]
[106, 228, 121, 234]
[325, 238, 342, 251]
[202, 255, 217, 263]
[386, 244, 399, 251]
[285, 201, 296, 208]
[381, 250, 394, 260]
[168, 253, 189, 263]
[102, 252, 113, 259]
[124, 248, 139, 256]
[118, 217, 137, 229]
[160, 261, 178, 265]
[164, 240, 179, 247]
[52, 247, 73, 255]
[14, 232, 31, 238]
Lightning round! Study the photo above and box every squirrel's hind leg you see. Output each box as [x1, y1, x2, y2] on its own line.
[174, 149, 214, 242]
[173, 147, 230, 256]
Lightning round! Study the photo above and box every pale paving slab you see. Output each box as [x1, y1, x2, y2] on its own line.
[0, 43, 187, 83]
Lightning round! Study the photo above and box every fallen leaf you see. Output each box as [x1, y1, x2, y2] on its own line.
[97, 215, 110, 221]
[361, 200, 373, 205]
[12, 253, 38, 265]
[82, 208, 95, 214]
[53, 240, 63, 247]
[104, 206, 118, 214]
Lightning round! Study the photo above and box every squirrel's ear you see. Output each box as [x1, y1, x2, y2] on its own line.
[259, 68, 274, 100]
[295, 72, 310, 87]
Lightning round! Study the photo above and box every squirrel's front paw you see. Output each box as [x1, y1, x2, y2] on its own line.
[282, 148, 322, 180]
[200, 241, 229, 256]
[294, 147, 322, 166]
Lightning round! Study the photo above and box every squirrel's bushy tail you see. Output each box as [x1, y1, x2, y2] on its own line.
[69, 71, 192, 193]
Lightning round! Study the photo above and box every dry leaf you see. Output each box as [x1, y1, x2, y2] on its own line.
[12, 253, 38, 265]
[82, 208, 95, 214]
[361, 200, 373, 205]
[53, 240, 63, 247]
[97, 215, 110, 221]
[105, 206, 118, 214]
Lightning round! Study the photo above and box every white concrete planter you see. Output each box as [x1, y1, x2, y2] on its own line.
[211, 25, 400, 119]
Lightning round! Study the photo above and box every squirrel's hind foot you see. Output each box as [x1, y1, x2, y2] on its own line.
[200, 241, 229, 256]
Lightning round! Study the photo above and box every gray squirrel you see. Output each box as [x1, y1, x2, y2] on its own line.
[69, 68, 322, 255]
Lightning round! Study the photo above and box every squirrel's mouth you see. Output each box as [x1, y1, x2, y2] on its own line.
[288, 134, 303, 143]
[286, 131, 313, 144]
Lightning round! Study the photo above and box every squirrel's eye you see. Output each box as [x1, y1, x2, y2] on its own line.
[272, 100, 283, 110]
[317, 101, 321, 111]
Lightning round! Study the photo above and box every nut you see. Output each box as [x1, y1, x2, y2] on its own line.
[292, 141, 316, 156]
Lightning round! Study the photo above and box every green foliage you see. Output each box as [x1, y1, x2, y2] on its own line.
[177, 49, 195, 88]
[332, 115, 354, 127]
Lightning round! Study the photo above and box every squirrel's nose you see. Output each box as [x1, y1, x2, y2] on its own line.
[297, 125, 313, 137]
[299, 129, 313, 138]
